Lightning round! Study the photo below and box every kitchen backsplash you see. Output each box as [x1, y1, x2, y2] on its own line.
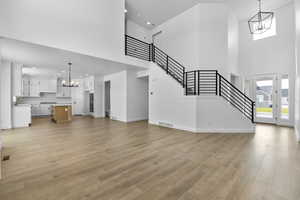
[18, 93, 72, 105]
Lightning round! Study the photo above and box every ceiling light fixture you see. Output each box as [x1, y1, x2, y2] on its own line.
[146, 21, 151, 25]
[62, 62, 79, 87]
[124, 9, 128, 13]
[248, 0, 274, 34]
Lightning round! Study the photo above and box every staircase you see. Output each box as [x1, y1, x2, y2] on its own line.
[125, 35, 255, 123]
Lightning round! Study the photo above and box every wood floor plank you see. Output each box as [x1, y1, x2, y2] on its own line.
[0, 117, 299, 200]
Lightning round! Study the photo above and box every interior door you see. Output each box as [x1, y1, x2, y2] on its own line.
[254, 76, 277, 124]
[105, 81, 111, 118]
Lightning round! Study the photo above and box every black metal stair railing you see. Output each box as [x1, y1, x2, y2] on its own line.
[125, 35, 152, 61]
[218, 74, 255, 122]
[153, 45, 185, 86]
[185, 70, 218, 95]
[125, 34, 255, 123]
[125, 35, 185, 86]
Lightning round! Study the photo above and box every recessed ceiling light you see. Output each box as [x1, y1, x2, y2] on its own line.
[124, 9, 128, 13]
[146, 21, 151, 25]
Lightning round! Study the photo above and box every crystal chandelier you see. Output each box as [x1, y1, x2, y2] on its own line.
[62, 62, 79, 87]
[248, 0, 274, 34]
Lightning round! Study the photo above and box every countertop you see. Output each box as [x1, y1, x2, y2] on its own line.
[52, 104, 72, 106]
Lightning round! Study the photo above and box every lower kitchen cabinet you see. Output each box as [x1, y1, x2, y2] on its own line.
[31, 104, 52, 116]
[13, 105, 32, 128]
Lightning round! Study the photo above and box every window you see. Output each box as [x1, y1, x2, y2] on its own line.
[280, 75, 289, 120]
[255, 79, 274, 118]
[253, 17, 276, 41]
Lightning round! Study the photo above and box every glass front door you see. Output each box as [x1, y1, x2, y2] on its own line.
[253, 74, 290, 125]
[255, 77, 276, 123]
[280, 75, 289, 120]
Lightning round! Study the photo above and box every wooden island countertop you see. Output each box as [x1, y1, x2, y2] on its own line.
[51, 105, 72, 124]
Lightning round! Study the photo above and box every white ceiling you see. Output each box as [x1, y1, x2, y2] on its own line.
[227, 0, 293, 20]
[126, 0, 224, 28]
[0, 38, 140, 78]
[126, 0, 292, 29]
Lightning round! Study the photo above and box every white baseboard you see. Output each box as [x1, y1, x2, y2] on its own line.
[126, 117, 148, 123]
[148, 121, 255, 134]
[195, 128, 255, 133]
[148, 121, 197, 132]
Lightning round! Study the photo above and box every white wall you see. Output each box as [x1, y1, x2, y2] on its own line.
[196, 97, 255, 133]
[227, 13, 239, 76]
[0, 0, 128, 64]
[148, 63, 254, 132]
[126, 20, 152, 43]
[0, 60, 12, 129]
[104, 71, 127, 122]
[295, 0, 300, 141]
[151, 3, 229, 75]
[239, 3, 296, 125]
[127, 71, 148, 122]
[149, 63, 197, 131]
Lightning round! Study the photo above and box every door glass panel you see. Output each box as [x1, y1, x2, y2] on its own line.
[256, 79, 273, 118]
[280, 76, 289, 120]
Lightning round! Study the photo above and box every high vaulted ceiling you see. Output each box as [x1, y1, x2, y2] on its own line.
[126, 0, 292, 29]
[227, 0, 293, 20]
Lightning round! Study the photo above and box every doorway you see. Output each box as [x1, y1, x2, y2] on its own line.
[104, 81, 111, 118]
[253, 74, 290, 125]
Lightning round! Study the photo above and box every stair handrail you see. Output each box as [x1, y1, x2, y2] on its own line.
[125, 34, 255, 123]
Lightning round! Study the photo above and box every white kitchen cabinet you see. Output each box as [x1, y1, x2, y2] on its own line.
[84, 76, 94, 92]
[31, 104, 51, 116]
[30, 79, 40, 97]
[22, 77, 40, 97]
[56, 78, 71, 97]
[40, 79, 57, 93]
[13, 105, 32, 128]
[31, 104, 41, 116]
[12, 63, 23, 97]
[84, 78, 89, 91]
[40, 105, 52, 116]
[22, 76, 30, 97]
[63, 87, 71, 97]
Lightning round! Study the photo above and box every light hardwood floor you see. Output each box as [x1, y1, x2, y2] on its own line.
[0, 117, 299, 200]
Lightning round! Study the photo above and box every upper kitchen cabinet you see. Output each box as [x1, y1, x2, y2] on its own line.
[40, 79, 57, 93]
[57, 78, 71, 97]
[29, 79, 40, 97]
[12, 63, 23, 97]
[22, 76, 30, 97]
[84, 76, 95, 92]
[22, 76, 40, 97]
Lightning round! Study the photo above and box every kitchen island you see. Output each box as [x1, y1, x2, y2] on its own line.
[51, 105, 72, 123]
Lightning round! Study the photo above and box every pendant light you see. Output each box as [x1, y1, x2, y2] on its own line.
[248, 0, 274, 34]
[62, 62, 79, 87]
